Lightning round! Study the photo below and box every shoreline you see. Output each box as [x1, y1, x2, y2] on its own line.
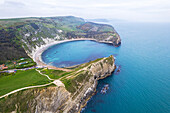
[33, 38, 114, 71]
[32, 40, 117, 112]
[78, 65, 116, 113]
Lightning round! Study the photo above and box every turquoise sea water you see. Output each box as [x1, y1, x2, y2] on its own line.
[42, 22, 170, 113]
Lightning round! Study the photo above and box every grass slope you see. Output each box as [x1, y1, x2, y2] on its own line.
[0, 69, 50, 96]
[0, 16, 118, 63]
[41, 68, 67, 79]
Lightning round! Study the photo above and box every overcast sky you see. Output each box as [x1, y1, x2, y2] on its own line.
[0, 0, 170, 22]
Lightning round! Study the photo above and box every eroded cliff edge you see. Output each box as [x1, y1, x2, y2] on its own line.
[0, 55, 116, 113]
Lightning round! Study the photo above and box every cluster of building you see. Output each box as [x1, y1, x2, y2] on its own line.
[0, 58, 29, 71]
[0, 64, 8, 70]
[0, 58, 39, 72]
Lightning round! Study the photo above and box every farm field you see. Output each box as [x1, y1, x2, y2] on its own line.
[0, 69, 50, 96]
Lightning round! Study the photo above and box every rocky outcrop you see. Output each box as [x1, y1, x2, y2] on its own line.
[59, 56, 116, 113]
[0, 86, 70, 113]
[0, 56, 116, 113]
[32, 56, 116, 113]
[35, 87, 70, 113]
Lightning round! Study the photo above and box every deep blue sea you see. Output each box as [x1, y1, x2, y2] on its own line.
[42, 22, 170, 113]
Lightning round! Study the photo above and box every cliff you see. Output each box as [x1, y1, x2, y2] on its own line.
[0, 55, 116, 113]
[0, 16, 121, 63]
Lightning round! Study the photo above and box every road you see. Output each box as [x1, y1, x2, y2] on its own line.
[36, 69, 54, 80]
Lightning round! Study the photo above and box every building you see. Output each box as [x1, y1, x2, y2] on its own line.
[19, 62, 28, 65]
[0, 64, 8, 70]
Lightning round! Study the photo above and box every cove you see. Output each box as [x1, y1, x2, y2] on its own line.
[41, 40, 119, 68]
[41, 22, 170, 113]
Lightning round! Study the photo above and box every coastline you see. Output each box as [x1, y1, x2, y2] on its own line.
[33, 38, 96, 71]
[33, 38, 116, 113]
[78, 65, 116, 113]
[33, 38, 114, 70]
[32, 38, 117, 112]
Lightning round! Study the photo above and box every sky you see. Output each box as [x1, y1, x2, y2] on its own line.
[0, 0, 170, 22]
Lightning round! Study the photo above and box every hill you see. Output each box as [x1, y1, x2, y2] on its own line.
[0, 16, 121, 63]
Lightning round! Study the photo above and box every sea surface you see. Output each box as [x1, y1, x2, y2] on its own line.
[42, 22, 170, 113]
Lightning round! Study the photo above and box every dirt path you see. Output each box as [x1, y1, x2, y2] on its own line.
[36, 69, 65, 87]
[0, 69, 66, 99]
[53, 80, 65, 87]
[0, 83, 52, 99]
[36, 69, 54, 80]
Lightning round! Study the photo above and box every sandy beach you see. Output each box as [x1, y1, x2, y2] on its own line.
[33, 38, 97, 71]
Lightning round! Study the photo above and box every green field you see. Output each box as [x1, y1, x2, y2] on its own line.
[0, 69, 50, 96]
[41, 68, 67, 79]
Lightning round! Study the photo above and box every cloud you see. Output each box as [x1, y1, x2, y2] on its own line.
[3, 1, 25, 7]
[0, 0, 5, 4]
[0, 0, 170, 22]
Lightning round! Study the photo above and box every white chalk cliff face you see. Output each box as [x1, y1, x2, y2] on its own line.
[0, 56, 116, 113]
[26, 34, 121, 60]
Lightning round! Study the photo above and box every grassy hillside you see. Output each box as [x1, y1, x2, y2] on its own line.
[0, 16, 120, 63]
[0, 55, 115, 112]
[40, 68, 68, 79]
[0, 69, 50, 96]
